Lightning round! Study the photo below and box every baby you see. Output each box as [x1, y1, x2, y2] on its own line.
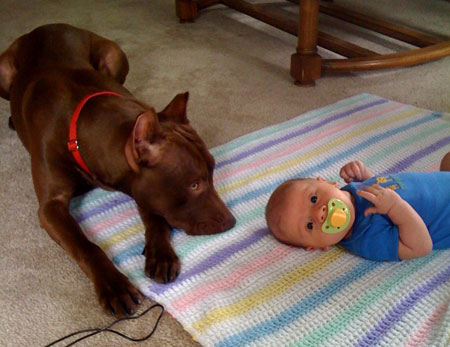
[265, 152, 450, 261]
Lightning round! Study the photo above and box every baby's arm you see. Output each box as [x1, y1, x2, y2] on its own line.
[357, 185, 432, 260]
[340, 160, 374, 183]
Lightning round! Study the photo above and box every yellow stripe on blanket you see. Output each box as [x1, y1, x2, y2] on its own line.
[192, 247, 345, 333]
[99, 223, 143, 250]
[218, 108, 420, 195]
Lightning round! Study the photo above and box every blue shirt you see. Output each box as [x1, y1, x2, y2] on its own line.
[339, 172, 450, 261]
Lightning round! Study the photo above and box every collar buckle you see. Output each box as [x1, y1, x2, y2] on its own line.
[67, 139, 79, 152]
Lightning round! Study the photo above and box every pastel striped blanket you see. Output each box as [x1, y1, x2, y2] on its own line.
[70, 94, 450, 347]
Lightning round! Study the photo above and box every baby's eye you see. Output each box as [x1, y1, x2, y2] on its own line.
[310, 195, 318, 204]
[307, 221, 314, 230]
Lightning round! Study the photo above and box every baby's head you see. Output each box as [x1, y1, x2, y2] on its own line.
[265, 177, 355, 251]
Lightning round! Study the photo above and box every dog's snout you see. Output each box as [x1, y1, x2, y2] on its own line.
[193, 213, 235, 235]
[198, 222, 210, 234]
[221, 215, 236, 231]
[215, 212, 236, 232]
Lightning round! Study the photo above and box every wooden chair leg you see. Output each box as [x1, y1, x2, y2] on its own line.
[175, 0, 198, 23]
[175, 0, 222, 22]
[290, 0, 321, 86]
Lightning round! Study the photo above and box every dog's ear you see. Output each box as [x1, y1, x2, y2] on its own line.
[125, 109, 164, 172]
[0, 39, 19, 101]
[158, 92, 189, 124]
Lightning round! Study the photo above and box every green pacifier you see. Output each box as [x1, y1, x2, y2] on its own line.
[321, 198, 350, 234]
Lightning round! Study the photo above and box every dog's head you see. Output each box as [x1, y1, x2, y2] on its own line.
[125, 92, 235, 235]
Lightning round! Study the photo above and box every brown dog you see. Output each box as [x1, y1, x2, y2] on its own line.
[0, 24, 235, 316]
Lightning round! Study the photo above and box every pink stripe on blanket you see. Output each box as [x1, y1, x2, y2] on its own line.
[405, 302, 448, 347]
[171, 244, 293, 313]
[214, 103, 405, 182]
[86, 208, 139, 237]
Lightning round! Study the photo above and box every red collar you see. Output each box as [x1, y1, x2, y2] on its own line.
[67, 91, 123, 175]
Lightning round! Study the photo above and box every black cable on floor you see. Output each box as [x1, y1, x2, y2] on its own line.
[44, 303, 164, 347]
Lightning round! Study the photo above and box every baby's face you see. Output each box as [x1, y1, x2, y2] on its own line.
[275, 178, 355, 250]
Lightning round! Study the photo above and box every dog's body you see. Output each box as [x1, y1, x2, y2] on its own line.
[0, 24, 235, 316]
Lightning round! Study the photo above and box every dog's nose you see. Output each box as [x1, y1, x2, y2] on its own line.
[221, 215, 236, 231]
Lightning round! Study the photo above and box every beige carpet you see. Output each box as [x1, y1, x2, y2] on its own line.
[0, 1, 449, 346]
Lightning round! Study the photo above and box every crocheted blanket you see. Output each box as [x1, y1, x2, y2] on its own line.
[70, 94, 450, 347]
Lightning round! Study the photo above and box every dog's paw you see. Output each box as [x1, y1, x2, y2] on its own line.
[93, 268, 143, 317]
[143, 246, 181, 283]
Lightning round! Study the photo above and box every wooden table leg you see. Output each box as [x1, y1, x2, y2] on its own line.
[290, 0, 322, 86]
[175, 0, 198, 23]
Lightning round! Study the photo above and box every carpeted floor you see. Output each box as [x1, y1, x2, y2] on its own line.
[0, 1, 449, 346]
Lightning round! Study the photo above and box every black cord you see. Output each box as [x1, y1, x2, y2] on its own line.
[44, 303, 164, 347]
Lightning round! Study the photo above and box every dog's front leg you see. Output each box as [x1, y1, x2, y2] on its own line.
[33, 164, 142, 316]
[139, 209, 181, 283]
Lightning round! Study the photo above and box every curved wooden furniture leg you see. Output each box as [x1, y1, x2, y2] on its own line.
[322, 42, 450, 72]
[318, 2, 450, 72]
[290, 0, 321, 86]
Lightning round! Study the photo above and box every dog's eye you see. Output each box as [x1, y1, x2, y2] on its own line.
[190, 182, 199, 190]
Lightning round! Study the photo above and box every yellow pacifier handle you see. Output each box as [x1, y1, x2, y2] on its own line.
[330, 209, 347, 227]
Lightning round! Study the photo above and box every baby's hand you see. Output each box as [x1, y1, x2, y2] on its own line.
[357, 184, 403, 217]
[340, 160, 373, 183]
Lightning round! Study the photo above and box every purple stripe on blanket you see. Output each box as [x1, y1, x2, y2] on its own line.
[73, 194, 133, 222]
[148, 228, 268, 295]
[382, 134, 450, 174]
[215, 98, 388, 169]
[355, 263, 450, 347]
